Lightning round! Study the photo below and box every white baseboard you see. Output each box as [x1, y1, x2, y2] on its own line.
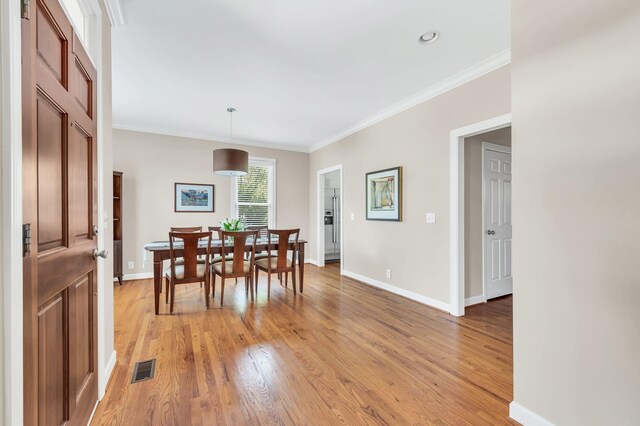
[342, 270, 450, 312]
[113, 272, 153, 282]
[510, 401, 554, 426]
[305, 258, 319, 266]
[92, 350, 117, 423]
[465, 295, 485, 307]
[103, 350, 117, 395]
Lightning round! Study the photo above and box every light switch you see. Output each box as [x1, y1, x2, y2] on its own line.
[351, 213, 355, 221]
[426, 213, 436, 224]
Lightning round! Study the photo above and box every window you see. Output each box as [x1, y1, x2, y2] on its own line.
[232, 158, 276, 227]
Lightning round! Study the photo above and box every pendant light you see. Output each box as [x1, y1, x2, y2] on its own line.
[213, 107, 249, 176]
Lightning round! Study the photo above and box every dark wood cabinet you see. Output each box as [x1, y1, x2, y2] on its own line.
[114, 171, 123, 285]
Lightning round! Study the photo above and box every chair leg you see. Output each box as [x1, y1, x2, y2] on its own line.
[267, 273, 271, 299]
[254, 268, 259, 295]
[170, 281, 176, 314]
[249, 273, 254, 302]
[165, 276, 170, 304]
[235, 278, 238, 285]
[292, 267, 297, 295]
[220, 279, 225, 306]
[212, 272, 216, 298]
[244, 276, 248, 295]
[285, 271, 288, 288]
[205, 276, 210, 308]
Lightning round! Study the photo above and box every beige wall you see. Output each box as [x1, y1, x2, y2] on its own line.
[512, 1, 640, 424]
[113, 130, 309, 276]
[464, 127, 511, 299]
[309, 66, 511, 306]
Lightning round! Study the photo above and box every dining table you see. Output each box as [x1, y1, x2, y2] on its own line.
[143, 237, 307, 314]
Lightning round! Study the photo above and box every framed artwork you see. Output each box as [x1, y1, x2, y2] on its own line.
[365, 166, 402, 221]
[174, 183, 215, 213]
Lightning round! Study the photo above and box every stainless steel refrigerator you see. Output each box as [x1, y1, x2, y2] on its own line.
[324, 188, 341, 262]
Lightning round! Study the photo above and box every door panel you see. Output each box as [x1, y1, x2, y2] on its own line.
[36, 93, 66, 252]
[73, 59, 92, 116]
[69, 125, 92, 242]
[484, 149, 513, 299]
[69, 274, 94, 406]
[37, 295, 66, 426]
[23, 0, 99, 424]
[35, 5, 67, 85]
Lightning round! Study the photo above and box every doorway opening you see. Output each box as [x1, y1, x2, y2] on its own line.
[316, 165, 343, 271]
[464, 128, 512, 307]
[449, 113, 512, 316]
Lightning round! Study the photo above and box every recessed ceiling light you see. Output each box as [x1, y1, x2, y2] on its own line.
[419, 31, 440, 44]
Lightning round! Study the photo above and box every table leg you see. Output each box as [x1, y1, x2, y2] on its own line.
[153, 257, 162, 315]
[298, 243, 305, 293]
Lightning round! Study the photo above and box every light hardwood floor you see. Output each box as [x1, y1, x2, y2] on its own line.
[92, 263, 515, 425]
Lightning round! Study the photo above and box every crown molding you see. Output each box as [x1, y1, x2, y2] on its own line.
[103, 0, 126, 27]
[309, 49, 511, 153]
[112, 122, 310, 153]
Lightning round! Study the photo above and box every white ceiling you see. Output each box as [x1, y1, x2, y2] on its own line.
[111, 0, 510, 152]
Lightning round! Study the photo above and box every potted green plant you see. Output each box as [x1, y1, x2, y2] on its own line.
[220, 218, 245, 232]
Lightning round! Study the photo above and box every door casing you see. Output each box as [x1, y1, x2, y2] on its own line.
[316, 164, 343, 273]
[449, 113, 512, 316]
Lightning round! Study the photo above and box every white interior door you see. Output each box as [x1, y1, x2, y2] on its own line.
[484, 147, 513, 299]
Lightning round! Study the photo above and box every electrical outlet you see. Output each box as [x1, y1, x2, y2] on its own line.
[386, 269, 392, 279]
[128, 261, 135, 270]
[351, 213, 355, 221]
[426, 212, 436, 224]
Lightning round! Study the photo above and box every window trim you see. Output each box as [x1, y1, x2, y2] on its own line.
[231, 157, 277, 228]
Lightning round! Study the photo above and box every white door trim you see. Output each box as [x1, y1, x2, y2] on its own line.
[1, 0, 24, 423]
[86, 0, 115, 401]
[481, 142, 512, 302]
[449, 113, 511, 316]
[316, 164, 343, 275]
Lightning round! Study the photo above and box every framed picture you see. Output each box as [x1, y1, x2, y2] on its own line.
[366, 166, 402, 221]
[174, 182, 215, 213]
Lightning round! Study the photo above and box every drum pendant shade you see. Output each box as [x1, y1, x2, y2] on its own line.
[213, 148, 248, 176]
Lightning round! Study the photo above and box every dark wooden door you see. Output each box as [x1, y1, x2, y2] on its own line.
[22, 0, 99, 424]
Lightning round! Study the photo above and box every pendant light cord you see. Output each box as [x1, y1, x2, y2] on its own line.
[227, 107, 236, 143]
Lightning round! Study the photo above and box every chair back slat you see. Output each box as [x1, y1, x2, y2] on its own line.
[220, 230, 258, 276]
[267, 229, 300, 271]
[170, 226, 202, 232]
[169, 231, 211, 282]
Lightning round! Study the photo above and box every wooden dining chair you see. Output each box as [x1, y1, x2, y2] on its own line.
[208, 226, 238, 284]
[254, 229, 299, 298]
[171, 226, 202, 232]
[246, 224, 269, 259]
[169, 226, 206, 287]
[207, 226, 222, 239]
[211, 230, 258, 306]
[170, 227, 206, 262]
[165, 231, 212, 313]
[246, 225, 268, 238]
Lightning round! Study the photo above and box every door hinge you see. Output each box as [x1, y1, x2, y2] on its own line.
[23, 223, 31, 257]
[21, 0, 30, 20]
